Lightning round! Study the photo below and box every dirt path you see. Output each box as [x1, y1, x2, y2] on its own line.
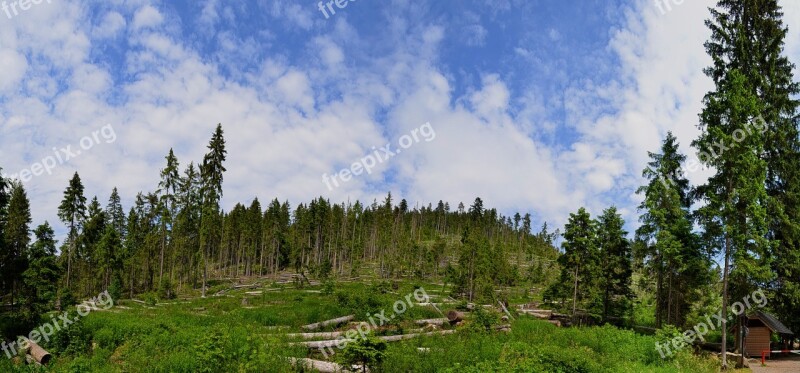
[748, 354, 800, 373]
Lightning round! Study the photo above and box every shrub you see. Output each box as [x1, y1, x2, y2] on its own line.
[158, 278, 176, 300]
[339, 335, 387, 373]
[322, 280, 336, 296]
[108, 277, 123, 302]
[194, 330, 231, 373]
[466, 307, 500, 333]
[142, 292, 159, 307]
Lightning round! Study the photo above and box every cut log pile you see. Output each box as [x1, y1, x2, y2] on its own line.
[283, 310, 511, 370]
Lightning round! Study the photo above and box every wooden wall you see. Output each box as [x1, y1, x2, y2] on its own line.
[744, 327, 771, 357]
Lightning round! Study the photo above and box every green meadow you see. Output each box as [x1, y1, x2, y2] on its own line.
[0, 280, 719, 372]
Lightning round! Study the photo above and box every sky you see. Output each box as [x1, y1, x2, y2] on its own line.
[2, 0, 800, 241]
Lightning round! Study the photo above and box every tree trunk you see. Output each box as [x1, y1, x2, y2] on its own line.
[721, 230, 731, 370]
[572, 262, 580, 319]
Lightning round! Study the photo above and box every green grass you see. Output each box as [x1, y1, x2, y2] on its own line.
[0, 280, 720, 372]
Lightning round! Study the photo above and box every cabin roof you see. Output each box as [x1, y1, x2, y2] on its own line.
[748, 311, 793, 335]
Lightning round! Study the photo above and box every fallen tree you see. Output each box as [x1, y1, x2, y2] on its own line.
[302, 315, 355, 331]
[21, 338, 52, 365]
[446, 310, 464, 323]
[290, 330, 457, 349]
[286, 331, 346, 340]
[414, 318, 449, 326]
[288, 357, 358, 373]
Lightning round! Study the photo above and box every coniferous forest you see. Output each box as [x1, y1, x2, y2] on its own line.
[2, 0, 800, 372]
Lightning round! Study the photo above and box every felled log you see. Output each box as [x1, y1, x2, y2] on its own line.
[498, 301, 514, 320]
[288, 357, 354, 373]
[291, 331, 457, 349]
[414, 318, 449, 326]
[520, 309, 552, 319]
[547, 320, 562, 327]
[447, 310, 465, 323]
[286, 331, 346, 340]
[378, 330, 455, 342]
[22, 338, 51, 365]
[233, 283, 259, 289]
[302, 315, 355, 331]
[290, 339, 355, 349]
[494, 324, 512, 333]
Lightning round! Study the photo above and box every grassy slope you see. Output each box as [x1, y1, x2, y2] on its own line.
[0, 281, 720, 372]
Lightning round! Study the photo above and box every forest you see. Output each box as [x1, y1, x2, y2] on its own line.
[2, 0, 800, 371]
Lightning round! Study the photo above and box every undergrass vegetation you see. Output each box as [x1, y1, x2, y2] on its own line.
[0, 281, 720, 372]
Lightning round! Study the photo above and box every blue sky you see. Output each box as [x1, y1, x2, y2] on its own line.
[2, 0, 800, 240]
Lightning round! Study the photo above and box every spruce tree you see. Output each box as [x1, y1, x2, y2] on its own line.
[0, 171, 7, 303]
[4, 182, 32, 308]
[636, 133, 711, 327]
[22, 222, 60, 320]
[106, 187, 126, 240]
[558, 207, 598, 319]
[693, 69, 770, 369]
[707, 0, 800, 338]
[596, 207, 633, 323]
[200, 124, 226, 297]
[58, 173, 87, 290]
[158, 149, 180, 287]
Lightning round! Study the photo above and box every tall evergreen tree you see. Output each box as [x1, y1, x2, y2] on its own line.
[0, 170, 8, 304]
[57, 173, 87, 290]
[106, 187, 126, 240]
[595, 207, 633, 323]
[705, 0, 800, 344]
[158, 149, 180, 286]
[636, 133, 711, 327]
[4, 182, 31, 308]
[558, 207, 598, 318]
[80, 197, 106, 293]
[200, 124, 227, 297]
[21, 222, 60, 321]
[694, 69, 770, 368]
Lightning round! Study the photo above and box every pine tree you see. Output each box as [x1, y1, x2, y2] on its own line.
[200, 124, 226, 297]
[4, 182, 32, 309]
[21, 222, 60, 321]
[0, 171, 8, 303]
[596, 207, 633, 323]
[693, 69, 770, 369]
[705, 0, 800, 350]
[106, 187, 127, 238]
[558, 207, 598, 319]
[57, 173, 87, 290]
[636, 133, 711, 327]
[158, 149, 180, 287]
[80, 197, 106, 294]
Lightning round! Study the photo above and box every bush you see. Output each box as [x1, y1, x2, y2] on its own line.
[194, 330, 231, 373]
[158, 278, 176, 300]
[339, 335, 387, 372]
[108, 277, 123, 302]
[142, 292, 159, 307]
[466, 307, 500, 333]
[322, 280, 336, 296]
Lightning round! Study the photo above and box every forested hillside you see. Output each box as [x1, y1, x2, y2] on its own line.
[0, 124, 562, 338]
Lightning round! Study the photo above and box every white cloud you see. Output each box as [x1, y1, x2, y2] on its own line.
[132, 5, 163, 30]
[94, 11, 126, 39]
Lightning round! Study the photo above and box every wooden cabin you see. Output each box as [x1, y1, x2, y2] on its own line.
[739, 311, 794, 358]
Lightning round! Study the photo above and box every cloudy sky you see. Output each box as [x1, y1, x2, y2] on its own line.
[2, 0, 800, 239]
